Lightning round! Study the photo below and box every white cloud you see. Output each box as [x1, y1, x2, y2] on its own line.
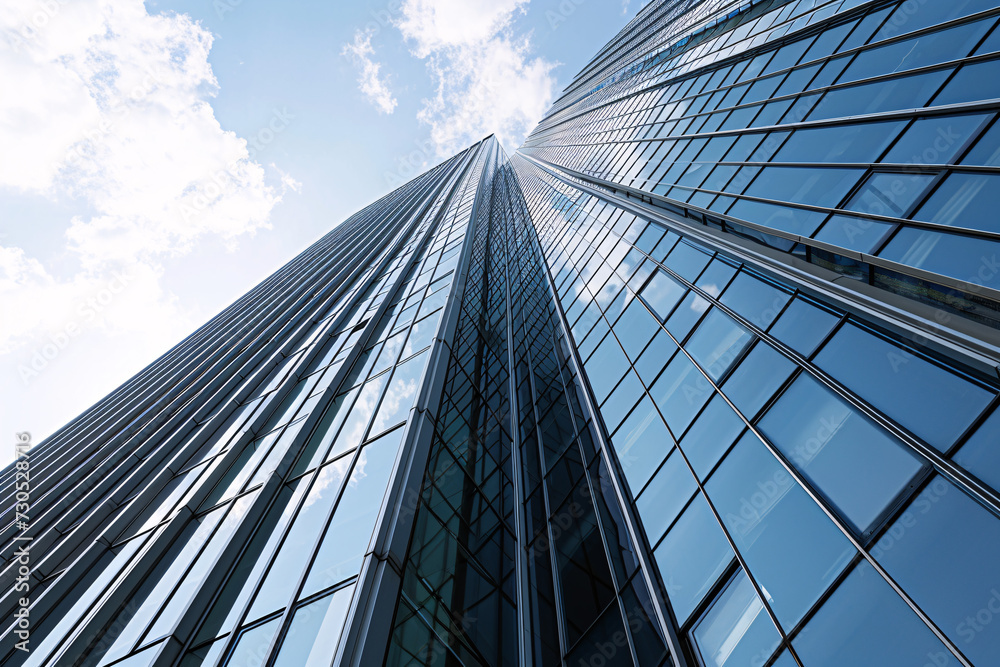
[0, 0, 296, 354]
[396, 0, 528, 57]
[396, 0, 557, 157]
[342, 29, 398, 115]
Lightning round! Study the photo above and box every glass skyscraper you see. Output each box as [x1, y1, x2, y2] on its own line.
[4, 0, 1000, 665]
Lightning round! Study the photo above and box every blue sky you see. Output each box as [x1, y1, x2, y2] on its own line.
[0, 0, 642, 464]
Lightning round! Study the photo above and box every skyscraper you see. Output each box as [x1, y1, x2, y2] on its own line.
[4, 0, 1000, 665]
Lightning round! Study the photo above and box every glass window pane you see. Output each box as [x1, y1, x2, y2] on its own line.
[872, 477, 1000, 666]
[814, 323, 994, 451]
[813, 214, 896, 254]
[843, 19, 991, 84]
[876, 0, 998, 40]
[696, 258, 739, 298]
[637, 447, 697, 544]
[953, 407, 1000, 492]
[770, 650, 797, 667]
[642, 269, 688, 321]
[614, 298, 660, 360]
[727, 199, 829, 237]
[273, 585, 354, 667]
[720, 271, 792, 330]
[247, 460, 351, 621]
[601, 371, 644, 435]
[654, 493, 735, 624]
[743, 167, 865, 209]
[226, 618, 281, 667]
[845, 172, 936, 219]
[652, 353, 713, 436]
[635, 329, 679, 386]
[961, 119, 1000, 166]
[706, 433, 854, 627]
[885, 114, 989, 165]
[768, 297, 839, 358]
[681, 393, 746, 480]
[686, 309, 754, 382]
[371, 350, 429, 434]
[722, 342, 796, 420]
[302, 432, 403, 597]
[774, 122, 905, 163]
[564, 601, 632, 667]
[913, 173, 1000, 233]
[808, 70, 951, 121]
[667, 292, 712, 342]
[759, 373, 924, 535]
[879, 227, 1000, 291]
[586, 335, 631, 404]
[794, 561, 951, 667]
[611, 397, 674, 492]
[554, 495, 618, 646]
[692, 569, 781, 667]
[932, 59, 1000, 107]
[666, 240, 713, 282]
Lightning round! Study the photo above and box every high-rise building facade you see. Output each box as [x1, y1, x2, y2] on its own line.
[4, 1, 1000, 666]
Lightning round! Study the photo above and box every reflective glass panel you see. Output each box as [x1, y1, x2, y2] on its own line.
[759, 373, 923, 534]
[873, 477, 1000, 666]
[637, 447, 697, 544]
[692, 569, 780, 667]
[642, 269, 688, 321]
[767, 297, 839, 358]
[654, 493, 735, 624]
[814, 323, 994, 451]
[652, 353, 714, 435]
[612, 396, 674, 492]
[913, 173, 1000, 233]
[885, 114, 989, 165]
[681, 393, 747, 481]
[794, 561, 951, 667]
[953, 407, 1000, 492]
[685, 309, 754, 382]
[302, 432, 402, 597]
[272, 585, 355, 667]
[226, 618, 281, 667]
[720, 271, 791, 330]
[706, 433, 854, 627]
[879, 227, 1000, 290]
[721, 342, 796, 419]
